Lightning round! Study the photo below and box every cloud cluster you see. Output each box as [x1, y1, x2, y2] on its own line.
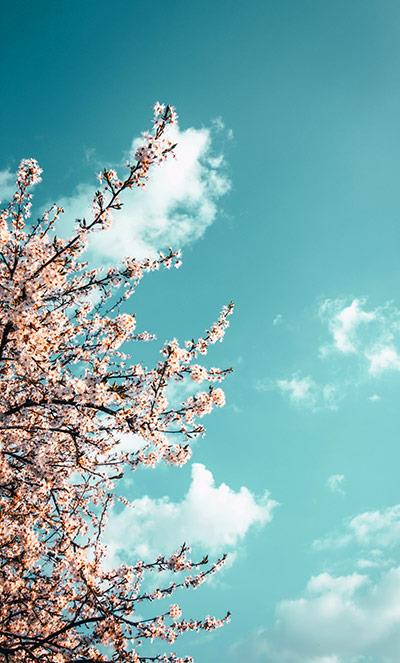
[237, 567, 400, 662]
[320, 298, 376, 354]
[231, 499, 400, 662]
[271, 297, 400, 412]
[275, 375, 337, 412]
[57, 123, 230, 262]
[320, 297, 400, 376]
[103, 463, 277, 566]
[326, 474, 345, 496]
[314, 503, 400, 552]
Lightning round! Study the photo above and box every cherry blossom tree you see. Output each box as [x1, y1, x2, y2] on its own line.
[0, 104, 233, 662]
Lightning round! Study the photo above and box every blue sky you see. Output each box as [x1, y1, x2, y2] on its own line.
[3, 1, 400, 660]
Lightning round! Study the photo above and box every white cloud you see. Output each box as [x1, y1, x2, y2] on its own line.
[367, 346, 400, 375]
[349, 505, 400, 548]
[231, 501, 400, 661]
[230, 500, 400, 663]
[103, 463, 277, 566]
[273, 314, 283, 326]
[277, 375, 312, 402]
[306, 570, 367, 595]
[320, 298, 400, 377]
[326, 474, 345, 496]
[356, 551, 392, 570]
[57, 122, 230, 262]
[320, 298, 376, 354]
[314, 504, 400, 552]
[0, 168, 15, 202]
[260, 298, 400, 412]
[276, 375, 337, 411]
[114, 432, 147, 453]
[232, 568, 400, 662]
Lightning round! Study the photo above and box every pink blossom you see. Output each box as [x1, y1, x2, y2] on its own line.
[0, 104, 233, 663]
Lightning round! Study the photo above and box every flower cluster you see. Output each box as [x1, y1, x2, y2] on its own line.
[16, 158, 43, 188]
[133, 103, 178, 187]
[0, 105, 232, 662]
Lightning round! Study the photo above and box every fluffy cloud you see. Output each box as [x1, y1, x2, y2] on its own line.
[230, 501, 400, 662]
[103, 463, 277, 566]
[356, 551, 392, 570]
[367, 346, 400, 375]
[231, 567, 400, 662]
[326, 474, 345, 496]
[320, 298, 376, 354]
[57, 122, 230, 262]
[258, 297, 400, 414]
[262, 297, 400, 415]
[350, 506, 400, 547]
[320, 298, 400, 376]
[275, 375, 337, 411]
[314, 504, 400, 551]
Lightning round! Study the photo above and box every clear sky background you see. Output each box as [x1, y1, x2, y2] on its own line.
[3, 2, 400, 661]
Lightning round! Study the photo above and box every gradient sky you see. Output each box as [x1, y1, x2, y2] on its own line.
[3, 2, 400, 661]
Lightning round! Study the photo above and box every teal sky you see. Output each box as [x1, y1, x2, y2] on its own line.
[4, 2, 400, 661]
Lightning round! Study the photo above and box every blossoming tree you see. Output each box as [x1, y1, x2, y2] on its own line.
[0, 104, 232, 662]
